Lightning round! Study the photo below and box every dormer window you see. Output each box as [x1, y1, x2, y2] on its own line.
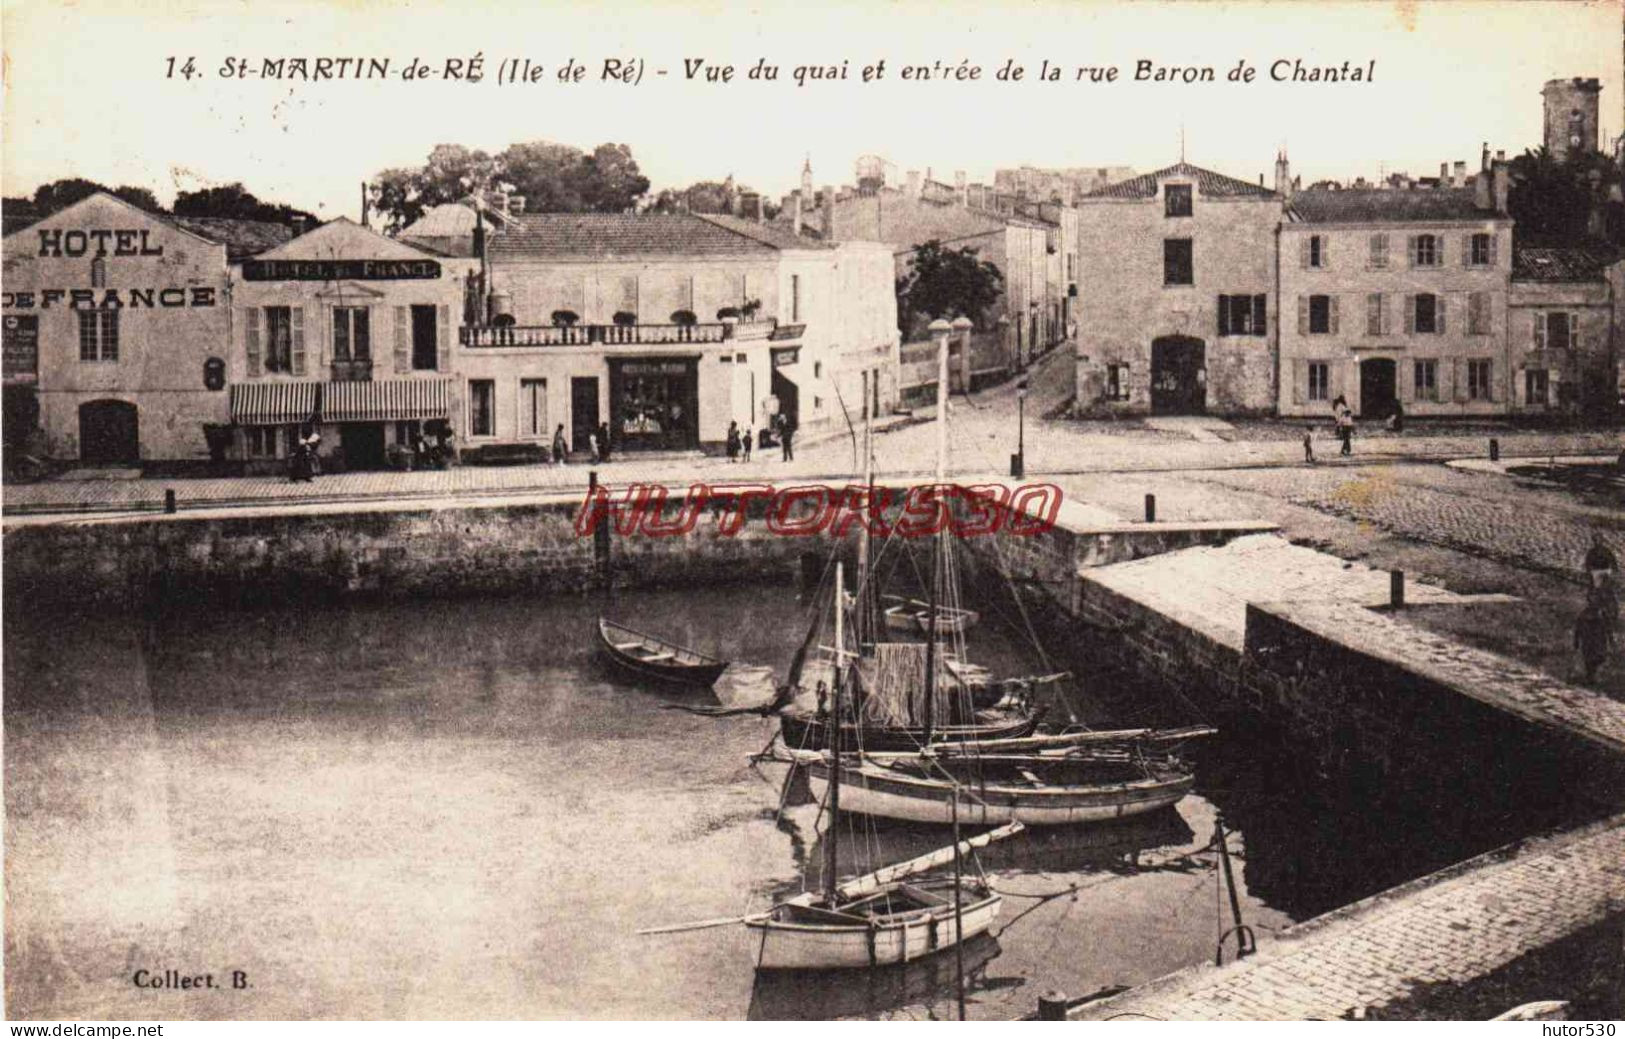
[1164, 184, 1192, 218]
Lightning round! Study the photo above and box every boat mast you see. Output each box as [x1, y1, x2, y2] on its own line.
[856, 385, 875, 650]
[923, 318, 952, 742]
[824, 561, 844, 906]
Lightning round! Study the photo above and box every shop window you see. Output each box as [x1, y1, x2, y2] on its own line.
[1468, 359, 1492, 400]
[333, 307, 371, 361]
[1164, 184, 1192, 217]
[265, 306, 294, 372]
[1525, 369, 1549, 406]
[1414, 360, 1439, 401]
[1308, 362, 1330, 402]
[1163, 239, 1193, 285]
[468, 379, 496, 437]
[78, 309, 119, 362]
[245, 427, 279, 457]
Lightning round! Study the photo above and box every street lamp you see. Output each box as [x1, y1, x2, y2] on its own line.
[1011, 377, 1029, 478]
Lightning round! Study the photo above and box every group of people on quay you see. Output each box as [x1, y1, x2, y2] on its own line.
[727, 413, 796, 463]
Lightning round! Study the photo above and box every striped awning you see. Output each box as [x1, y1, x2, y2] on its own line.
[324, 379, 451, 423]
[230, 381, 320, 426]
[230, 379, 451, 425]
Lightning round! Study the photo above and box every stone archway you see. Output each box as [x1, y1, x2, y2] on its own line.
[78, 399, 139, 465]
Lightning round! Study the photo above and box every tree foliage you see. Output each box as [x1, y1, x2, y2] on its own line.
[369, 140, 652, 231]
[173, 182, 318, 225]
[29, 178, 167, 216]
[896, 240, 1005, 331]
[647, 179, 778, 218]
[1506, 147, 1625, 247]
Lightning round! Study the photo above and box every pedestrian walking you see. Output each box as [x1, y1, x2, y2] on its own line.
[741, 425, 752, 462]
[1585, 532, 1618, 586]
[780, 415, 796, 462]
[552, 424, 568, 465]
[1574, 601, 1614, 683]
[1302, 425, 1315, 464]
[597, 422, 612, 463]
[1335, 404, 1354, 457]
[726, 420, 740, 462]
[588, 430, 601, 464]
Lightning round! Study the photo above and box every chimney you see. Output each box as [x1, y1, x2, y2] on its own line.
[1453, 161, 1467, 188]
[792, 193, 803, 236]
[1439, 162, 1449, 188]
[1496, 149, 1505, 162]
[954, 170, 968, 206]
[1481, 142, 1491, 173]
[290, 215, 310, 237]
[508, 195, 526, 215]
[1493, 160, 1510, 214]
[1475, 166, 1492, 210]
[906, 170, 921, 198]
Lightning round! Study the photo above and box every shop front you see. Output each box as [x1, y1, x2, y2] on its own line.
[229, 378, 452, 472]
[607, 357, 699, 451]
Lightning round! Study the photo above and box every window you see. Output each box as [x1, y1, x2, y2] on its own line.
[90, 258, 107, 288]
[78, 309, 119, 361]
[1308, 362, 1330, 402]
[1308, 235, 1326, 269]
[1105, 363, 1131, 401]
[519, 378, 547, 438]
[468, 379, 496, 437]
[1467, 292, 1490, 335]
[1525, 369, 1549, 406]
[1164, 184, 1192, 217]
[1414, 360, 1439, 402]
[332, 307, 371, 361]
[1468, 359, 1492, 401]
[1163, 239, 1193, 285]
[1540, 312, 1574, 351]
[1368, 234, 1389, 270]
[245, 426, 280, 457]
[1217, 294, 1266, 336]
[1366, 293, 1387, 336]
[265, 306, 294, 372]
[790, 274, 801, 321]
[1308, 295, 1332, 334]
[1412, 234, 1439, 267]
[1413, 294, 1439, 334]
[1470, 233, 1493, 267]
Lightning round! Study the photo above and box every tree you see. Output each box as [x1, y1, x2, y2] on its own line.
[1506, 146, 1625, 248]
[173, 183, 317, 224]
[896, 240, 1004, 332]
[27, 179, 168, 217]
[577, 143, 650, 213]
[370, 144, 497, 232]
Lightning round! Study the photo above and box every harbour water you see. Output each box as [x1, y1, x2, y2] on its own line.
[1, 583, 1558, 1020]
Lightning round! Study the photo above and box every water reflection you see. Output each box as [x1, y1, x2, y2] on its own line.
[746, 933, 1008, 1021]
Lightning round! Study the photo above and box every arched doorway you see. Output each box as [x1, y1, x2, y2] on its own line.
[1150, 336, 1206, 415]
[1359, 358, 1398, 420]
[79, 399, 139, 465]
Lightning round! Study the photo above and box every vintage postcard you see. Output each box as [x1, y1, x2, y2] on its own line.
[3, 0, 1623, 1026]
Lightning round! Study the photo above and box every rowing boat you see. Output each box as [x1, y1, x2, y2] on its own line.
[596, 617, 729, 688]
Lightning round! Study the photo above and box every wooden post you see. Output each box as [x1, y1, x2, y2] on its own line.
[1037, 992, 1069, 1020]
[1390, 569, 1405, 609]
[1489, 438, 1500, 462]
[1144, 494, 1156, 523]
[163, 489, 177, 514]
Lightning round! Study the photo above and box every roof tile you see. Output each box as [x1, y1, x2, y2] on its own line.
[1082, 162, 1279, 200]
[1287, 188, 1498, 224]
[490, 212, 788, 259]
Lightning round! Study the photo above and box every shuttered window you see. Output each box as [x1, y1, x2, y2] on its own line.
[1412, 234, 1440, 267]
[1414, 360, 1439, 402]
[1308, 362, 1330, 401]
[1468, 360, 1492, 400]
[265, 306, 294, 372]
[1366, 293, 1385, 335]
[1413, 294, 1439, 334]
[1368, 234, 1388, 269]
[1308, 295, 1332, 334]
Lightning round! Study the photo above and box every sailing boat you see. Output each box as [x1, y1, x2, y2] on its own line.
[746, 561, 1026, 970]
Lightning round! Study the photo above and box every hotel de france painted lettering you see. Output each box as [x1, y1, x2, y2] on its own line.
[1, 226, 218, 311]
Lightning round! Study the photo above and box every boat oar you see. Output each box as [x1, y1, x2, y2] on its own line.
[636, 912, 768, 936]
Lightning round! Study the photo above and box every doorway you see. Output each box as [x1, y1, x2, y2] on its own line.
[78, 399, 139, 465]
[1360, 358, 1398, 420]
[571, 377, 599, 453]
[339, 423, 387, 470]
[1150, 336, 1206, 415]
[771, 368, 800, 433]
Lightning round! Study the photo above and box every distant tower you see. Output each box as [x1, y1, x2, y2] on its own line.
[1273, 150, 1293, 198]
[1542, 78, 1602, 161]
[800, 156, 814, 206]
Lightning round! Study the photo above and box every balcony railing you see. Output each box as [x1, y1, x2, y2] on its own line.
[330, 358, 374, 381]
[461, 321, 744, 348]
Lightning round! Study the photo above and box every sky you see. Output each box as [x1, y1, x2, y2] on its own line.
[3, 0, 1622, 220]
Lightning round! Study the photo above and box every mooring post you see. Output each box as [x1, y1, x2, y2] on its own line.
[1489, 438, 1500, 462]
[1144, 493, 1156, 523]
[588, 469, 598, 494]
[163, 489, 177, 514]
[1037, 991, 1069, 1021]
[1390, 569, 1405, 609]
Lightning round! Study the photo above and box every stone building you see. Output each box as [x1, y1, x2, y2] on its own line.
[1278, 156, 1515, 419]
[993, 166, 1137, 204]
[1543, 77, 1604, 162]
[1072, 162, 1283, 416]
[454, 208, 897, 456]
[226, 218, 476, 472]
[1508, 245, 1622, 417]
[1, 192, 289, 466]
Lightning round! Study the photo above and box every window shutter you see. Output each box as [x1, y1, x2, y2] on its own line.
[1366, 293, 1380, 336]
[1404, 295, 1415, 334]
[1534, 312, 1546, 349]
[1299, 237, 1310, 270]
[1436, 236, 1446, 267]
[1217, 295, 1228, 336]
[1488, 361, 1499, 403]
[1292, 359, 1305, 404]
[1400, 360, 1416, 402]
[1253, 294, 1267, 335]
[244, 308, 262, 376]
[290, 307, 306, 376]
[1329, 295, 1340, 334]
[1330, 360, 1347, 402]
[1436, 296, 1446, 335]
[1368, 234, 1381, 268]
[1297, 295, 1308, 335]
[1322, 236, 1331, 269]
[1488, 235, 1499, 267]
[394, 306, 410, 373]
[1407, 235, 1418, 268]
[1461, 233, 1473, 267]
[437, 305, 450, 371]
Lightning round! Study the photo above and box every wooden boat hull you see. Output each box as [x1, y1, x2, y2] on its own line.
[747, 889, 1002, 971]
[882, 598, 980, 637]
[805, 760, 1194, 827]
[596, 618, 729, 688]
[778, 710, 1038, 753]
